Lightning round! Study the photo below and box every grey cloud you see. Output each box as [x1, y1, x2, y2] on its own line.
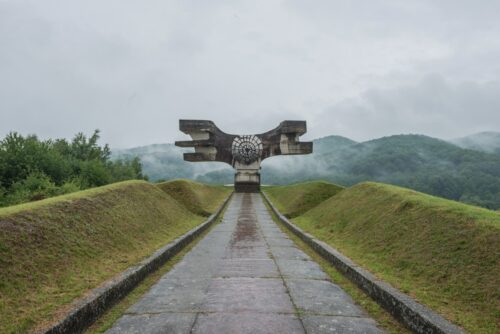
[0, 0, 499, 148]
[314, 74, 500, 141]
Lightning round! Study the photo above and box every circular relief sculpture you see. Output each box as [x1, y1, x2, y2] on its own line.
[231, 135, 263, 164]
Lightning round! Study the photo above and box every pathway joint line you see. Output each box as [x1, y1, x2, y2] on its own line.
[261, 191, 466, 334]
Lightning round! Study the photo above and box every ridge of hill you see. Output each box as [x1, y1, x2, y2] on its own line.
[263, 181, 344, 218]
[264, 181, 500, 333]
[0, 180, 229, 334]
[157, 179, 231, 216]
[311, 135, 358, 154]
[114, 134, 500, 209]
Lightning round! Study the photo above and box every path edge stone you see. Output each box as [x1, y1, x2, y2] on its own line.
[39, 192, 233, 334]
[261, 192, 465, 334]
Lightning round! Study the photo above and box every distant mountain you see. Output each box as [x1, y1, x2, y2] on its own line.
[312, 135, 358, 154]
[114, 134, 500, 209]
[450, 132, 500, 154]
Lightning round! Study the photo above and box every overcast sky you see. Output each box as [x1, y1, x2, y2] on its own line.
[1, 0, 500, 148]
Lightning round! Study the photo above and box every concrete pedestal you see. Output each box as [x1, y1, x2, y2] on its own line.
[234, 182, 260, 193]
[234, 162, 260, 193]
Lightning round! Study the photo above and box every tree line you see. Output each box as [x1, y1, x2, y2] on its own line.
[0, 130, 146, 207]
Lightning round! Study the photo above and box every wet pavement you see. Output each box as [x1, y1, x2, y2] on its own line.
[105, 193, 384, 334]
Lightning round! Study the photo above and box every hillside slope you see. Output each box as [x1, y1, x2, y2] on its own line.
[266, 182, 499, 333]
[264, 181, 343, 218]
[157, 179, 231, 216]
[0, 180, 228, 334]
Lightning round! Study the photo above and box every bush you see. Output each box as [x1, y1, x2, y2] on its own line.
[56, 180, 82, 195]
[0, 130, 146, 207]
[6, 172, 57, 204]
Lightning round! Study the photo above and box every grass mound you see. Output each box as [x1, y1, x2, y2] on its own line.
[156, 179, 231, 216]
[288, 182, 499, 333]
[264, 181, 343, 218]
[0, 180, 227, 334]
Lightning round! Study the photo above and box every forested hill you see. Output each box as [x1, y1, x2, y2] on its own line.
[114, 133, 500, 209]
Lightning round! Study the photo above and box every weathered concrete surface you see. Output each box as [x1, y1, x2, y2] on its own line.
[262, 192, 466, 334]
[175, 120, 313, 192]
[106, 194, 383, 334]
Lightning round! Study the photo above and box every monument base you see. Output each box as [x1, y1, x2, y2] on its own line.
[234, 167, 260, 193]
[235, 182, 260, 193]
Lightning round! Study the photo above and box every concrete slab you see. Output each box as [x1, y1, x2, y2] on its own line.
[223, 246, 271, 259]
[192, 313, 305, 334]
[203, 277, 296, 313]
[127, 278, 210, 313]
[276, 259, 329, 280]
[270, 245, 311, 260]
[105, 313, 196, 334]
[262, 231, 289, 238]
[216, 258, 280, 278]
[302, 315, 384, 334]
[286, 279, 365, 316]
[265, 237, 296, 247]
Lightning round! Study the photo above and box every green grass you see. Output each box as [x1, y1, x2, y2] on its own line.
[264, 181, 343, 218]
[0, 180, 229, 334]
[265, 181, 500, 333]
[157, 179, 231, 216]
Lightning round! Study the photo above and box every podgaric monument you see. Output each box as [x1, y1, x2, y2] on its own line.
[175, 120, 313, 192]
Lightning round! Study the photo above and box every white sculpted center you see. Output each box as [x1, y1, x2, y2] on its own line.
[231, 135, 263, 164]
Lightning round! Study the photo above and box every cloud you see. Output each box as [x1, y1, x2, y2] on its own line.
[314, 74, 500, 141]
[0, 0, 499, 147]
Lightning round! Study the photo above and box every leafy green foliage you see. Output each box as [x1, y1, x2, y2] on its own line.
[0, 130, 146, 207]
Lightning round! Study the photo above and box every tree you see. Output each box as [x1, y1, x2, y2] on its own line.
[0, 130, 145, 207]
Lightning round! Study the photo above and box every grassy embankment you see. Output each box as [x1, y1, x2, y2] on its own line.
[264, 181, 500, 334]
[156, 179, 229, 216]
[0, 179, 230, 334]
[263, 181, 343, 218]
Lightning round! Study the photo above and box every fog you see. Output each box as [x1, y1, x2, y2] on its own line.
[1, 1, 500, 148]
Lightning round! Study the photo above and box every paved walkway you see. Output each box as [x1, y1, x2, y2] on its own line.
[106, 193, 383, 334]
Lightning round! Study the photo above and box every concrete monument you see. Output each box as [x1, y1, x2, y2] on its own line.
[175, 120, 313, 192]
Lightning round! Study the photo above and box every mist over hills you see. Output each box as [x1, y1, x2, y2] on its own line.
[113, 132, 500, 209]
[450, 132, 500, 154]
[113, 144, 229, 181]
